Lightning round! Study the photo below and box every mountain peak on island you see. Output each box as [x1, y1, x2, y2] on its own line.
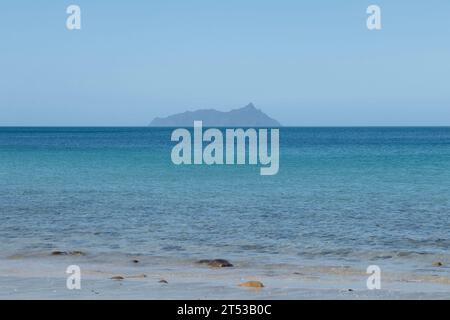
[149, 103, 281, 127]
[242, 102, 256, 110]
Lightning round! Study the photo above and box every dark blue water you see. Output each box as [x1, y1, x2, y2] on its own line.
[1, 127, 449, 272]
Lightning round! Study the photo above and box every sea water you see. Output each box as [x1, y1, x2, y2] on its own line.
[0, 127, 449, 278]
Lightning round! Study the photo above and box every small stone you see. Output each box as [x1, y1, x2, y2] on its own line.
[51, 250, 85, 256]
[433, 262, 444, 267]
[69, 251, 85, 256]
[159, 279, 169, 284]
[239, 281, 264, 288]
[51, 251, 68, 256]
[375, 255, 393, 260]
[110, 276, 125, 280]
[132, 259, 139, 264]
[348, 289, 354, 292]
[197, 259, 233, 268]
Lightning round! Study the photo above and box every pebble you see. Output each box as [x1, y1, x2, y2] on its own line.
[196, 259, 233, 268]
[239, 281, 264, 288]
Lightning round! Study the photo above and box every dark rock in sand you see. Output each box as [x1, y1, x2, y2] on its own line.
[110, 274, 147, 280]
[51, 250, 85, 256]
[132, 259, 139, 264]
[51, 251, 68, 256]
[433, 262, 444, 267]
[69, 251, 85, 256]
[196, 259, 233, 268]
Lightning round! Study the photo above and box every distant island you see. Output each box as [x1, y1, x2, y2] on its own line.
[149, 103, 281, 127]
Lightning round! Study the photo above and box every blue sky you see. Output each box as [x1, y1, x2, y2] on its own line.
[1, 0, 449, 126]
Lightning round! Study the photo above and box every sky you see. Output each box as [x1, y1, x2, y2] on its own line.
[1, 0, 449, 126]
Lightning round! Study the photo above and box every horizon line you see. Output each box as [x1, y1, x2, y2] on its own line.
[1, 125, 450, 128]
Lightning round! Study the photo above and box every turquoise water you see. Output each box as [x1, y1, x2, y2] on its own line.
[1, 127, 450, 273]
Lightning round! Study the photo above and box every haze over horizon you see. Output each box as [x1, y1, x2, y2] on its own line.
[1, 0, 449, 126]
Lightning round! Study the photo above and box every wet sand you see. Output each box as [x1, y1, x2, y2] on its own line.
[1, 254, 449, 299]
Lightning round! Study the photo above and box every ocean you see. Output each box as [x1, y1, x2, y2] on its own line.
[1, 127, 449, 298]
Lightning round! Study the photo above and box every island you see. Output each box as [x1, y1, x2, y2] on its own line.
[149, 103, 281, 127]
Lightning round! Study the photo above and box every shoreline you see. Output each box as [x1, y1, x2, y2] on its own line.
[1, 253, 449, 299]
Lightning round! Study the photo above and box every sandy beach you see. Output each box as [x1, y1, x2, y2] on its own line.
[1, 252, 449, 300]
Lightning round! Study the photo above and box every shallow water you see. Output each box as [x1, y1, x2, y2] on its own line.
[1, 127, 450, 296]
